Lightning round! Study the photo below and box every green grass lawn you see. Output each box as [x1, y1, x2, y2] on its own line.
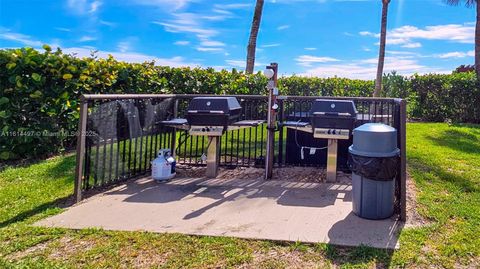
[0, 122, 478, 268]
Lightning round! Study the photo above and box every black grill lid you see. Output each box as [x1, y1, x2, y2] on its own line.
[187, 97, 241, 114]
[309, 99, 357, 117]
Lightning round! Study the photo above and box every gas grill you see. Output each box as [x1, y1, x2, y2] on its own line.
[186, 97, 242, 136]
[310, 99, 357, 140]
[161, 96, 264, 178]
[283, 99, 357, 182]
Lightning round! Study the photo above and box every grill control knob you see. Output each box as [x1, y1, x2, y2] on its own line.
[327, 129, 331, 134]
[332, 130, 336, 135]
[206, 127, 210, 132]
[202, 128, 206, 132]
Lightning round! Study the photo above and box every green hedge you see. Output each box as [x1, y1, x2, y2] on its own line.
[0, 47, 478, 160]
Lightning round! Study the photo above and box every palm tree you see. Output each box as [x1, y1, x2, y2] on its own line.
[374, 0, 391, 97]
[246, 0, 265, 74]
[447, 0, 479, 79]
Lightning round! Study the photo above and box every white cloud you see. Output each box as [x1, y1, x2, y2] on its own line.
[100, 20, 116, 27]
[304, 47, 317, 51]
[196, 47, 224, 52]
[129, 0, 192, 10]
[401, 42, 422, 48]
[226, 59, 265, 68]
[435, 50, 475, 58]
[155, 21, 218, 37]
[117, 41, 130, 53]
[359, 31, 377, 37]
[390, 24, 474, 43]
[0, 29, 42, 47]
[174, 40, 190, 46]
[89, 0, 101, 13]
[261, 43, 281, 48]
[67, 0, 102, 15]
[155, 12, 228, 53]
[277, 25, 290, 31]
[79, 35, 96, 42]
[213, 3, 252, 9]
[62, 47, 199, 67]
[296, 55, 340, 67]
[361, 23, 475, 48]
[300, 56, 451, 79]
[200, 40, 225, 47]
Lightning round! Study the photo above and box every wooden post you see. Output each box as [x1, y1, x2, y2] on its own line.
[74, 96, 88, 203]
[399, 99, 407, 221]
[265, 63, 278, 179]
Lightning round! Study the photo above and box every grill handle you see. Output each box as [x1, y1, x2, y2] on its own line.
[187, 110, 225, 114]
[313, 112, 352, 116]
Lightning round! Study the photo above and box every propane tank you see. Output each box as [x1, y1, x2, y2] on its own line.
[152, 149, 176, 182]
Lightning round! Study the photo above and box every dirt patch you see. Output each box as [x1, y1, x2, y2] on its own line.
[119, 245, 170, 268]
[7, 240, 51, 261]
[175, 165, 343, 184]
[405, 172, 430, 227]
[240, 248, 330, 269]
[47, 235, 97, 261]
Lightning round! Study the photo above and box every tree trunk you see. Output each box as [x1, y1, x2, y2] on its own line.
[246, 0, 264, 74]
[374, 0, 390, 97]
[476, 1, 480, 79]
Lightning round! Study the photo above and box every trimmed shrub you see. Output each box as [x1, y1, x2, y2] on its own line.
[0, 47, 478, 160]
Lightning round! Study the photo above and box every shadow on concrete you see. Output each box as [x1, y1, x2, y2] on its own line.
[105, 175, 353, 220]
[328, 212, 403, 249]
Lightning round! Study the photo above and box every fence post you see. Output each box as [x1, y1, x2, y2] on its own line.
[277, 99, 284, 167]
[399, 99, 407, 221]
[265, 63, 278, 179]
[170, 99, 179, 157]
[74, 96, 89, 203]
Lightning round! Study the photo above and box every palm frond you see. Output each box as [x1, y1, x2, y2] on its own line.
[446, 0, 477, 7]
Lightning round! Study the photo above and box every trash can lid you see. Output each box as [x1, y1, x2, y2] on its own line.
[349, 123, 399, 157]
[354, 123, 396, 133]
[349, 145, 400, 158]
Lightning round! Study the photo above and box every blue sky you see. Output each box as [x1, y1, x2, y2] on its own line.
[0, 0, 476, 79]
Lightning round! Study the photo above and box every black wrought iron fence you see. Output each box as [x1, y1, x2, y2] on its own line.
[75, 94, 406, 220]
[277, 96, 399, 168]
[172, 95, 268, 168]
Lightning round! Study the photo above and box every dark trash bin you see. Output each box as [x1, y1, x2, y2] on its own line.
[348, 123, 400, 220]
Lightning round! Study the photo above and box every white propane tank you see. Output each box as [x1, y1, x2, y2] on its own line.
[152, 149, 176, 182]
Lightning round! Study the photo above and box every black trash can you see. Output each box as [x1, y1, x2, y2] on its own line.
[348, 123, 400, 220]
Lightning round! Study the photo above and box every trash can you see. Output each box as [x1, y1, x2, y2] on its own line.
[348, 123, 400, 220]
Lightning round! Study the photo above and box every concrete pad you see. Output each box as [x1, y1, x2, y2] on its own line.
[36, 176, 402, 249]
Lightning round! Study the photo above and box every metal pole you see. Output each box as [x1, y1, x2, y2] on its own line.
[74, 96, 89, 203]
[326, 139, 338, 183]
[170, 99, 179, 157]
[399, 100, 407, 221]
[265, 63, 278, 179]
[206, 136, 220, 178]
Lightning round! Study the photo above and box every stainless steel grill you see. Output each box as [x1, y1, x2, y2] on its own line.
[161, 96, 264, 177]
[283, 99, 358, 182]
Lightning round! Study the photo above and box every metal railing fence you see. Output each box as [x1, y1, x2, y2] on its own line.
[74, 94, 406, 220]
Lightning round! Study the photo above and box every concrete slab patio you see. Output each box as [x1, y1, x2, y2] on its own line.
[36, 172, 403, 249]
